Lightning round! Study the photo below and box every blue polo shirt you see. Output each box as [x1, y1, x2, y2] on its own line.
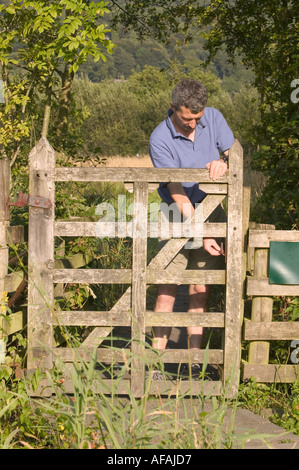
[149, 107, 235, 204]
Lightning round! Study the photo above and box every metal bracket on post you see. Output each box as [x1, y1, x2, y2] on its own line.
[8, 191, 52, 209]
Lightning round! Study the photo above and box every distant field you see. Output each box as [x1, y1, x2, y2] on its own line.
[69, 154, 153, 168]
[104, 155, 153, 167]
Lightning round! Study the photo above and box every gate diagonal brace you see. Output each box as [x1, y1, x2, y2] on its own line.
[8, 191, 52, 209]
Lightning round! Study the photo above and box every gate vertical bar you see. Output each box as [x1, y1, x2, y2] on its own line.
[224, 139, 244, 397]
[27, 138, 55, 373]
[0, 158, 10, 363]
[131, 181, 148, 397]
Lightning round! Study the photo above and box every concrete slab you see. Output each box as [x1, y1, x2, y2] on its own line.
[141, 397, 299, 449]
[230, 407, 299, 449]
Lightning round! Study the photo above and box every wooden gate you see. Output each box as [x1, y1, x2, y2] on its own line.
[243, 225, 299, 383]
[26, 137, 245, 397]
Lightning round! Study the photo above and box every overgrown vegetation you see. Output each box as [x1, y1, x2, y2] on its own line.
[0, 0, 298, 449]
[1, 341, 297, 449]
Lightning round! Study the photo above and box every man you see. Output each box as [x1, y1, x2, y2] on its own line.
[149, 79, 235, 378]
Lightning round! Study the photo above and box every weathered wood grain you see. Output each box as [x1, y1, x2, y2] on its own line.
[124, 182, 228, 194]
[149, 348, 224, 364]
[54, 220, 227, 238]
[53, 311, 224, 328]
[247, 278, 299, 296]
[244, 320, 299, 340]
[7, 225, 25, 244]
[2, 311, 24, 336]
[147, 379, 223, 396]
[4, 271, 24, 292]
[147, 269, 226, 285]
[55, 167, 229, 183]
[146, 311, 225, 328]
[223, 139, 244, 397]
[27, 138, 55, 372]
[247, 244, 273, 366]
[53, 268, 132, 284]
[52, 268, 226, 285]
[53, 310, 132, 326]
[131, 181, 148, 397]
[243, 364, 299, 383]
[249, 229, 299, 248]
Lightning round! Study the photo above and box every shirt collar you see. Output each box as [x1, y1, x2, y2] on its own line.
[166, 108, 206, 138]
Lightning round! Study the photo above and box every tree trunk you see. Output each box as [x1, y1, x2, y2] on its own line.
[56, 63, 74, 144]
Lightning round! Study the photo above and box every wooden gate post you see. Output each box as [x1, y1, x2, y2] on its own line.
[248, 227, 274, 366]
[0, 158, 10, 363]
[224, 140, 244, 397]
[27, 138, 56, 371]
[131, 182, 148, 397]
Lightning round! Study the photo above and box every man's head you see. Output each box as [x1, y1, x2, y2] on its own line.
[170, 79, 208, 134]
[171, 79, 208, 114]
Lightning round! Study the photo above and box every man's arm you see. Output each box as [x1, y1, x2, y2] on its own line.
[167, 182, 194, 219]
[167, 155, 229, 256]
[167, 182, 221, 256]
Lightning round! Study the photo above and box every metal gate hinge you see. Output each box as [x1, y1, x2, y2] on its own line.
[8, 191, 52, 209]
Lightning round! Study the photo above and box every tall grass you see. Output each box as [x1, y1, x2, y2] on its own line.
[0, 340, 279, 449]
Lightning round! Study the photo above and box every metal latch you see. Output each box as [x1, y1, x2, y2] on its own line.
[9, 191, 52, 209]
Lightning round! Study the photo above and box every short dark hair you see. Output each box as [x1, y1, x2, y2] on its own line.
[171, 79, 208, 113]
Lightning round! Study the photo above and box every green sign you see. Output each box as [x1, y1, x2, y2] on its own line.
[269, 242, 299, 285]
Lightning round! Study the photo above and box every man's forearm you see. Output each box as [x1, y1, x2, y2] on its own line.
[167, 182, 194, 219]
[167, 182, 222, 257]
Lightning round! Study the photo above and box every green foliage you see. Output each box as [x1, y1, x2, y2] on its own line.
[0, 0, 255, 167]
[0, 0, 114, 162]
[79, 28, 254, 92]
[209, 86, 261, 156]
[109, 0, 206, 43]
[239, 380, 299, 436]
[0, 0, 114, 72]
[251, 118, 299, 228]
[285, 298, 299, 322]
[71, 76, 167, 156]
[197, 0, 299, 229]
[127, 65, 171, 96]
[71, 63, 241, 157]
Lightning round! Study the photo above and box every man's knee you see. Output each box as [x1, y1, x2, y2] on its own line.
[155, 284, 177, 311]
[189, 284, 210, 295]
[188, 284, 210, 310]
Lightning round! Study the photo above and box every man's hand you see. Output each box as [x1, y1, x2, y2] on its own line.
[203, 238, 222, 256]
[206, 159, 228, 181]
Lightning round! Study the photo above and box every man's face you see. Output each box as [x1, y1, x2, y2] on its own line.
[170, 104, 204, 134]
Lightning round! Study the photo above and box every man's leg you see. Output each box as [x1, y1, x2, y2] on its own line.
[152, 284, 177, 349]
[187, 284, 210, 349]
